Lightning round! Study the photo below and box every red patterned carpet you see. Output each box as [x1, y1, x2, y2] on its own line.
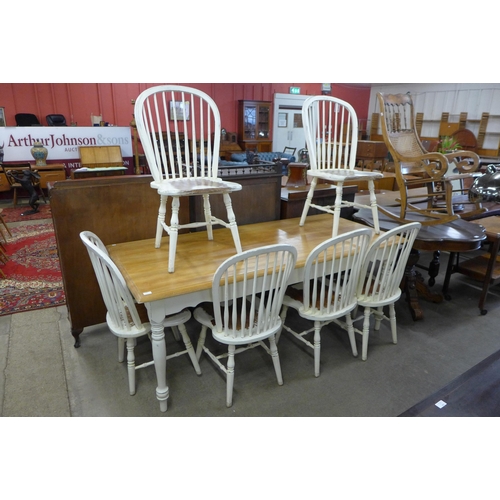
[1, 203, 52, 223]
[0, 221, 65, 316]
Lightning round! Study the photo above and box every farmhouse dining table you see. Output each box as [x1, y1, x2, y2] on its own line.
[107, 214, 376, 412]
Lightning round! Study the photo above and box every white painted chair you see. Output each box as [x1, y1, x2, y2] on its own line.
[278, 228, 372, 377]
[134, 85, 243, 273]
[80, 231, 201, 396]
[300, 95, 383, 236]
[193, 244, 297, 407]
[353, 222, 421, 360]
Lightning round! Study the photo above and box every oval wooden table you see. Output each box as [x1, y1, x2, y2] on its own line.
[354, 207, 486, 320]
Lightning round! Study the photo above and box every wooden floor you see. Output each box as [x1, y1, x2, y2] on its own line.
[399, 349, 500, 417]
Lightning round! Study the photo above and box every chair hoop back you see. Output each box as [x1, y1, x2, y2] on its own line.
[80, 231, 143, 333]
[212, 244, 298, 340]
[357, 222, 421, 303]
[302, 228, 372, 316]
[302, 95, 359, 172]
[134, 85, 221, 184]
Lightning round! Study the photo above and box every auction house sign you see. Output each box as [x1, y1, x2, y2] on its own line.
[0, 126, 133, 167]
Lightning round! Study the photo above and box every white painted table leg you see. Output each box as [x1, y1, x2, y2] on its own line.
[146, 302, 169, 412]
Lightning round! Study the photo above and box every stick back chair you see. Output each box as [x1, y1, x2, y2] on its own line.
[278, 228, 372, 377]
[353, 222, 421, 360]
[80, 231, 201, 396]
[193, 244, 297, 407]
[134, 85, 243, 273]
[300, 95, 383, 236]
[377, 92, 484, 224]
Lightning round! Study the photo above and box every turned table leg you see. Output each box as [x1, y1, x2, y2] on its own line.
[401, 249, 444, 321]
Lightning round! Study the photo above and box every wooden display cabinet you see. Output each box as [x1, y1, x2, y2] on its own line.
[238, 100, 272, 152]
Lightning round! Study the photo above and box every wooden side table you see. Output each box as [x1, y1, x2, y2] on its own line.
[443, 216, 500, 315]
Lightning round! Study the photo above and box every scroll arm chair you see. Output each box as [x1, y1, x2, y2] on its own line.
[278, 228, 373, 377]
[350, 222, 421, 361]
[376, 92, 484, 225]
[193, 244, 297, 407]
[134, 85, 243, 273]
[300, 95, 383, 236]
[80, 231, 201, 396]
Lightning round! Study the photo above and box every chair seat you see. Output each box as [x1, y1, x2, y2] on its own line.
[357, 290, 402, 308]
[309, 169, 384, 181]
[195, 302, 282, 346]
[283, 284, 359, 321]
[152, 177, 242, 196]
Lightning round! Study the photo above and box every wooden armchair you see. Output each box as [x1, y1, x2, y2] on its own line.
[377, 92, 484, 225]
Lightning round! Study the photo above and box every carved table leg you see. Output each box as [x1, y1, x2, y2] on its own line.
[427, 250, 441, 287]
[402, 250, 424, 321]
[401, 249, 444, 321]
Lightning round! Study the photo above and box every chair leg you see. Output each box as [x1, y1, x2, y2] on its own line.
[196, 325, 207, 361]
[269, 335, 283, 385]
[222, 193, 242, 253]
[13, 187, 18, 206]
[118, 337, 125, 362]
[389, 304, 398, 345]
[299, 178, 318, 226]
[168, 197, 180, 273]
[313, 321, 321, 377]
[374, 306, 383, 331]
[203, 194, 214, 241]
[0, 246, 8, 262]
[362, 307, 371, 361]
[177, 323, 202, 375]
[0, 215, 12, 238]
[332, 183, 343, 237]
[368, 180, 380, 234]
[155, 195, 168, 249]
[345, 313, 358, 358]
[226, 344, 236, 407]
[126, 338, 137, 396]
[276, 305, 289, 344]
[171, 325, 181, 341]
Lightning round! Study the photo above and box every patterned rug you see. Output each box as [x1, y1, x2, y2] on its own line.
[0, 221, 65, 316]
[1, 203, 52, 223]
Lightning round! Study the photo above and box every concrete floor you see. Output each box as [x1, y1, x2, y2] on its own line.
[2, 245, 500, 417]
